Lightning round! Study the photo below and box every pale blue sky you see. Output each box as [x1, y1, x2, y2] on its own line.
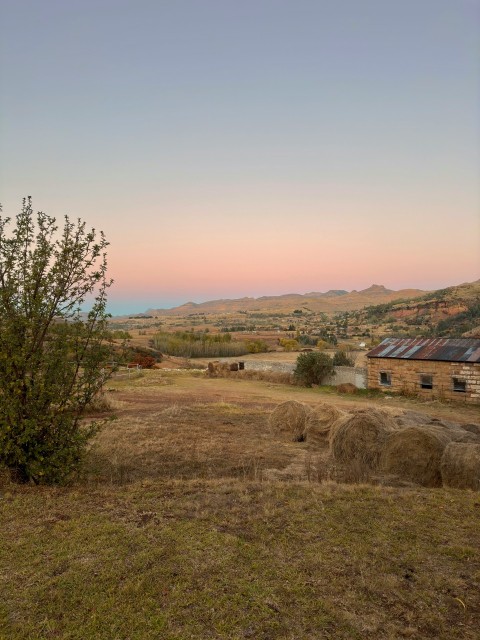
[1, 0, 479, 314]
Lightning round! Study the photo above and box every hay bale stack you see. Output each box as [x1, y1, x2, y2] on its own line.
[381, 426, 454, 487]
[269, 400, 310, 442]
[441, 443, 480, 490]
[306, 403, 347, 450]
[330, 408, 398, 472]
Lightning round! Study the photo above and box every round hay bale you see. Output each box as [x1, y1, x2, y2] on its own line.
[441, 443, 480, 490]
[454, 430, 480, 444]
[462, 423, 480, 437]
[336, 383, 357, 394]
[330, 408, 398, 472]
[395, 410, 430, 428]
[306, 403, 347, 450]
[268, 400, 310, 442]
[380, 426, 453, 487]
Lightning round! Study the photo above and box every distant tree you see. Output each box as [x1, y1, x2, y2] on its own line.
[130, 354, 156, 369]
[0, 198, 113, 484]
[294, 352, 335, 387]
[246, 339, 269, 353]
[333, 350, 355, 367]
[279, 338, 300, 351]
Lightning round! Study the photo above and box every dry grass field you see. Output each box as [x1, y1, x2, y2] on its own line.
[1, 370, 479, 639]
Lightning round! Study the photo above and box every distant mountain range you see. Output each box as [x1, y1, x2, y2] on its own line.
[145, 284, 429, 316]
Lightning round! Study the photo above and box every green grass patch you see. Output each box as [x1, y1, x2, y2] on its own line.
[1, 481, 479, 639]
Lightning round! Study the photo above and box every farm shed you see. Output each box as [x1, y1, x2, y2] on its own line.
[366, 338, 480, 404]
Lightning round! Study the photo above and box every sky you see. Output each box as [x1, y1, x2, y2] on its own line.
[1, 0, 479, 315]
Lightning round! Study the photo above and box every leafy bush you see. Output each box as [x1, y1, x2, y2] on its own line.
[246, 340, 269, 353]
[333, 350, 356, 367]
[109, 329, 132, 340]
[0, 198, 112, 484]
[294, 352, 335, 387]
[130, 354, 157, 369]
[279, 338, 300, 351]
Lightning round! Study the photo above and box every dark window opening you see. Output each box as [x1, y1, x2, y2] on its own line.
[380, 371, 391, 386]
[452, 378, 466, 393]
[420, 375, 433, 389]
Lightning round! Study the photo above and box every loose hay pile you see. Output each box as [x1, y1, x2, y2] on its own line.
[380, 426, 453, 488]
[306, 403, 346, 450]
[336, 383, 358, 394]
[268, 400, 310, 442]
[330, 408, 398, 472]
[441, 443, 480, 490]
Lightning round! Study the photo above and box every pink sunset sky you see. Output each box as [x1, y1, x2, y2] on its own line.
[1, 1, 479, 314]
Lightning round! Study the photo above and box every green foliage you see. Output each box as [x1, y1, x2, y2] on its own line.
[279, 338, 300, 351]
[297, 334, 318, 346]
[333, 350, 355, 367]
[294, 352, 335, 387]
[153, 331, 248, 357]
[0, 198, 113, 484]
[246, 340, 269, 353]
[315, 328, 337, 345]
[434, 299, 480, 337]
[108, 329, 132, 340]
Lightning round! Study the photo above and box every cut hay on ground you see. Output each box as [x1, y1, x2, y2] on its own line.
[306, 403, 347, 450]
[330, 408, 398, 472]
[268, 400, 310, 442]
[441, 443, 480, 490]
[381, 426, 454, 488]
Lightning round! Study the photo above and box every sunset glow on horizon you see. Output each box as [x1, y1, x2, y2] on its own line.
[1, 1, 479, 315]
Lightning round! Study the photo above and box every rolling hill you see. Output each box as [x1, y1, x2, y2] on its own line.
[360, 279, 480, 338]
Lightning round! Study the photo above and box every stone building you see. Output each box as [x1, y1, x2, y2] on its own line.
[366, 338, 480, 404]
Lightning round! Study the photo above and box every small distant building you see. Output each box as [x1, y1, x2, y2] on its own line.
[366, 338, 480, 404]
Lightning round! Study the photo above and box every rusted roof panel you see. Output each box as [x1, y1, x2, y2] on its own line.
[366, 338, 480, 363]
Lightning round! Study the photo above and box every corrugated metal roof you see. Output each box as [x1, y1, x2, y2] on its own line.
[366, 338, 480, 363]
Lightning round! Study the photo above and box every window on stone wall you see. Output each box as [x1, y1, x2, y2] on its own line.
[452, 378, 466, 392]
[420, 374, 433, 389]
[379, 371, 391, 386]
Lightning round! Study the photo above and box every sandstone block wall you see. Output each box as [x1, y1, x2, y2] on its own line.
[367, 358, 480, 404]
